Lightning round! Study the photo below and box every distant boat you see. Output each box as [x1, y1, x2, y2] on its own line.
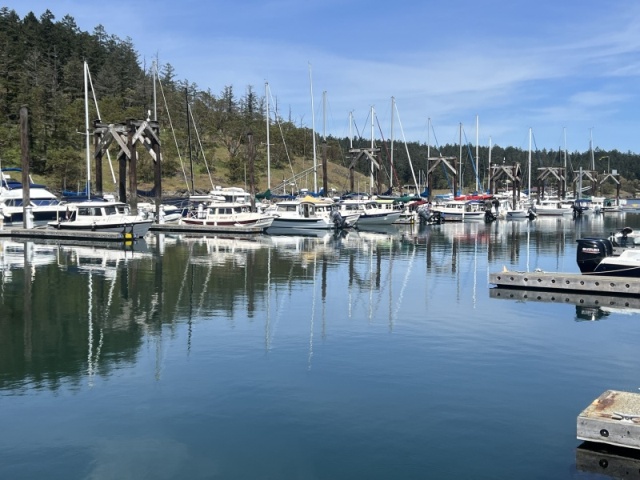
[266, 195, 359, 229]
[337, 198, 402, 226]
[534, 199, 573, 216]
[432, 199, 487, 222]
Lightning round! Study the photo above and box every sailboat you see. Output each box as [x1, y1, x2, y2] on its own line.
[48, 61, 153, 238]
[506, 128, 537, 220]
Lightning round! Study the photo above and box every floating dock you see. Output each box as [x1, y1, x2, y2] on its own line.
[578, 390, 640, 451]
[489, 270, 640, 296]
[0, 227, 132, 242]
[490, 287, 640, 310]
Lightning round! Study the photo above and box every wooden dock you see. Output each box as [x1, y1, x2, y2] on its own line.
[0, 227, 131, 242]
[578, 390, 640, 450]
[489, 269, 640, 296]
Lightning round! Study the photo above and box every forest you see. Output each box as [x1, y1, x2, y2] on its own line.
[1, 8, 639, 198]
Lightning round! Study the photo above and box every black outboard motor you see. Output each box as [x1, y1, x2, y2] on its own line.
[576, 238, 614, 273]
[331, 209, 347, 228]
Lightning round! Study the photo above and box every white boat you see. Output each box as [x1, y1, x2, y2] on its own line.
[189, 185, 251, 205]
[0, 169, 67, 225]
[338, 198, 402, 226]
[533, 199, 573, 216]
[180, 201, 274, 230]
[432, 200, 487, 222]
[266, 195, 360, 229]
[591, 196, 621, 213]
[48, 199, 153, 238]
[137, 201, 183, 223]
[505, 200, 537, 220]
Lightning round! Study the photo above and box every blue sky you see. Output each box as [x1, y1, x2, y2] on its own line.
[6, 1, 640, 156]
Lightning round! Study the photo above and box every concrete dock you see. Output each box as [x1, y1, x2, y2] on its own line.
[578, 390, 640, 451]
[489, 269, 640, 296]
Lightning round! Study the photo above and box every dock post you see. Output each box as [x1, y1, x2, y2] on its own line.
[24, 206, 33, 229]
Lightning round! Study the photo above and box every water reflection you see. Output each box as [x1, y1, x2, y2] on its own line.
[489, 287, 640, 321]
[4, 215, 640, 478]
[2, 214, 640, 393]
[576, 442, 640, 479]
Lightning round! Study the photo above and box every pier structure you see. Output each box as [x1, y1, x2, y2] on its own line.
[573, 170, 598, 198]
[536, 166, 567, 201]
[488, 163, 522, 205]
[93, 118, 162, 215]
[426, 156, 458, 202]
[348, 146, 381, 194]
[599, 170, 621, 201]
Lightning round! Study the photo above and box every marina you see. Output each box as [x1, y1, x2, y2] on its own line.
[1, 212, 640, 478]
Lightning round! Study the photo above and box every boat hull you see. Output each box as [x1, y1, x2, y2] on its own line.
[48, 219, 153, 238]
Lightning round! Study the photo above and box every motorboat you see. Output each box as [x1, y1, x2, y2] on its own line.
[431, 199, 488, 222]
[137, 201, 183, 223]
[180, 201, 274, 230]
[576, 237, 640, 277]
[534, 199, 574, 216]
[0, 168, 67, 224]
[337, 198, 402, 226]
[48, 198, 153, 238]
[266, 196, 359, 229]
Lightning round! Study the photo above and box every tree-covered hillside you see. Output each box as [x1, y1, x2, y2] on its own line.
[1, 8, 639, 197]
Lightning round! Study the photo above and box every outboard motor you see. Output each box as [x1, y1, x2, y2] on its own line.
[576, 238, 614, 273]
[331, 209, 346, 228]
[417, 205, 431, 224]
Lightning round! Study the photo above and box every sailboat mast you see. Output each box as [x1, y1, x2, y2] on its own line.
[309, 64, 318, 193]
[590, 128, 595, 170]
[476, 115, 479, 193]
[563, 127, 567, 199]
[349, 111, 353, 149]
[528, 127, 532, 200]
[84, 60, 91, 199]
[370, 106, 375, 195]
[265, 81, 271, 189]
[390, 97, 395, 192]
[488, 136, 492, 194]
[153, 60, 158, 121]
[458, 123, 462, 196]
[186, 87, 194, 193]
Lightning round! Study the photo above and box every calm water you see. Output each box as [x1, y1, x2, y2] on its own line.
[1, 213, 640, 479]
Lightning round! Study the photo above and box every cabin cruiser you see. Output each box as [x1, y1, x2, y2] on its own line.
[534, 199, 574, 216]
[48, 198, 153, 238]
[180, 201, 274, 230]
[337, 198, 402, 225]
[0, 168, 67, 224]
[266, 196, 359, 229]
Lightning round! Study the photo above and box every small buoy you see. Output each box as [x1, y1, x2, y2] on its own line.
[124, 232, 133, 240]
